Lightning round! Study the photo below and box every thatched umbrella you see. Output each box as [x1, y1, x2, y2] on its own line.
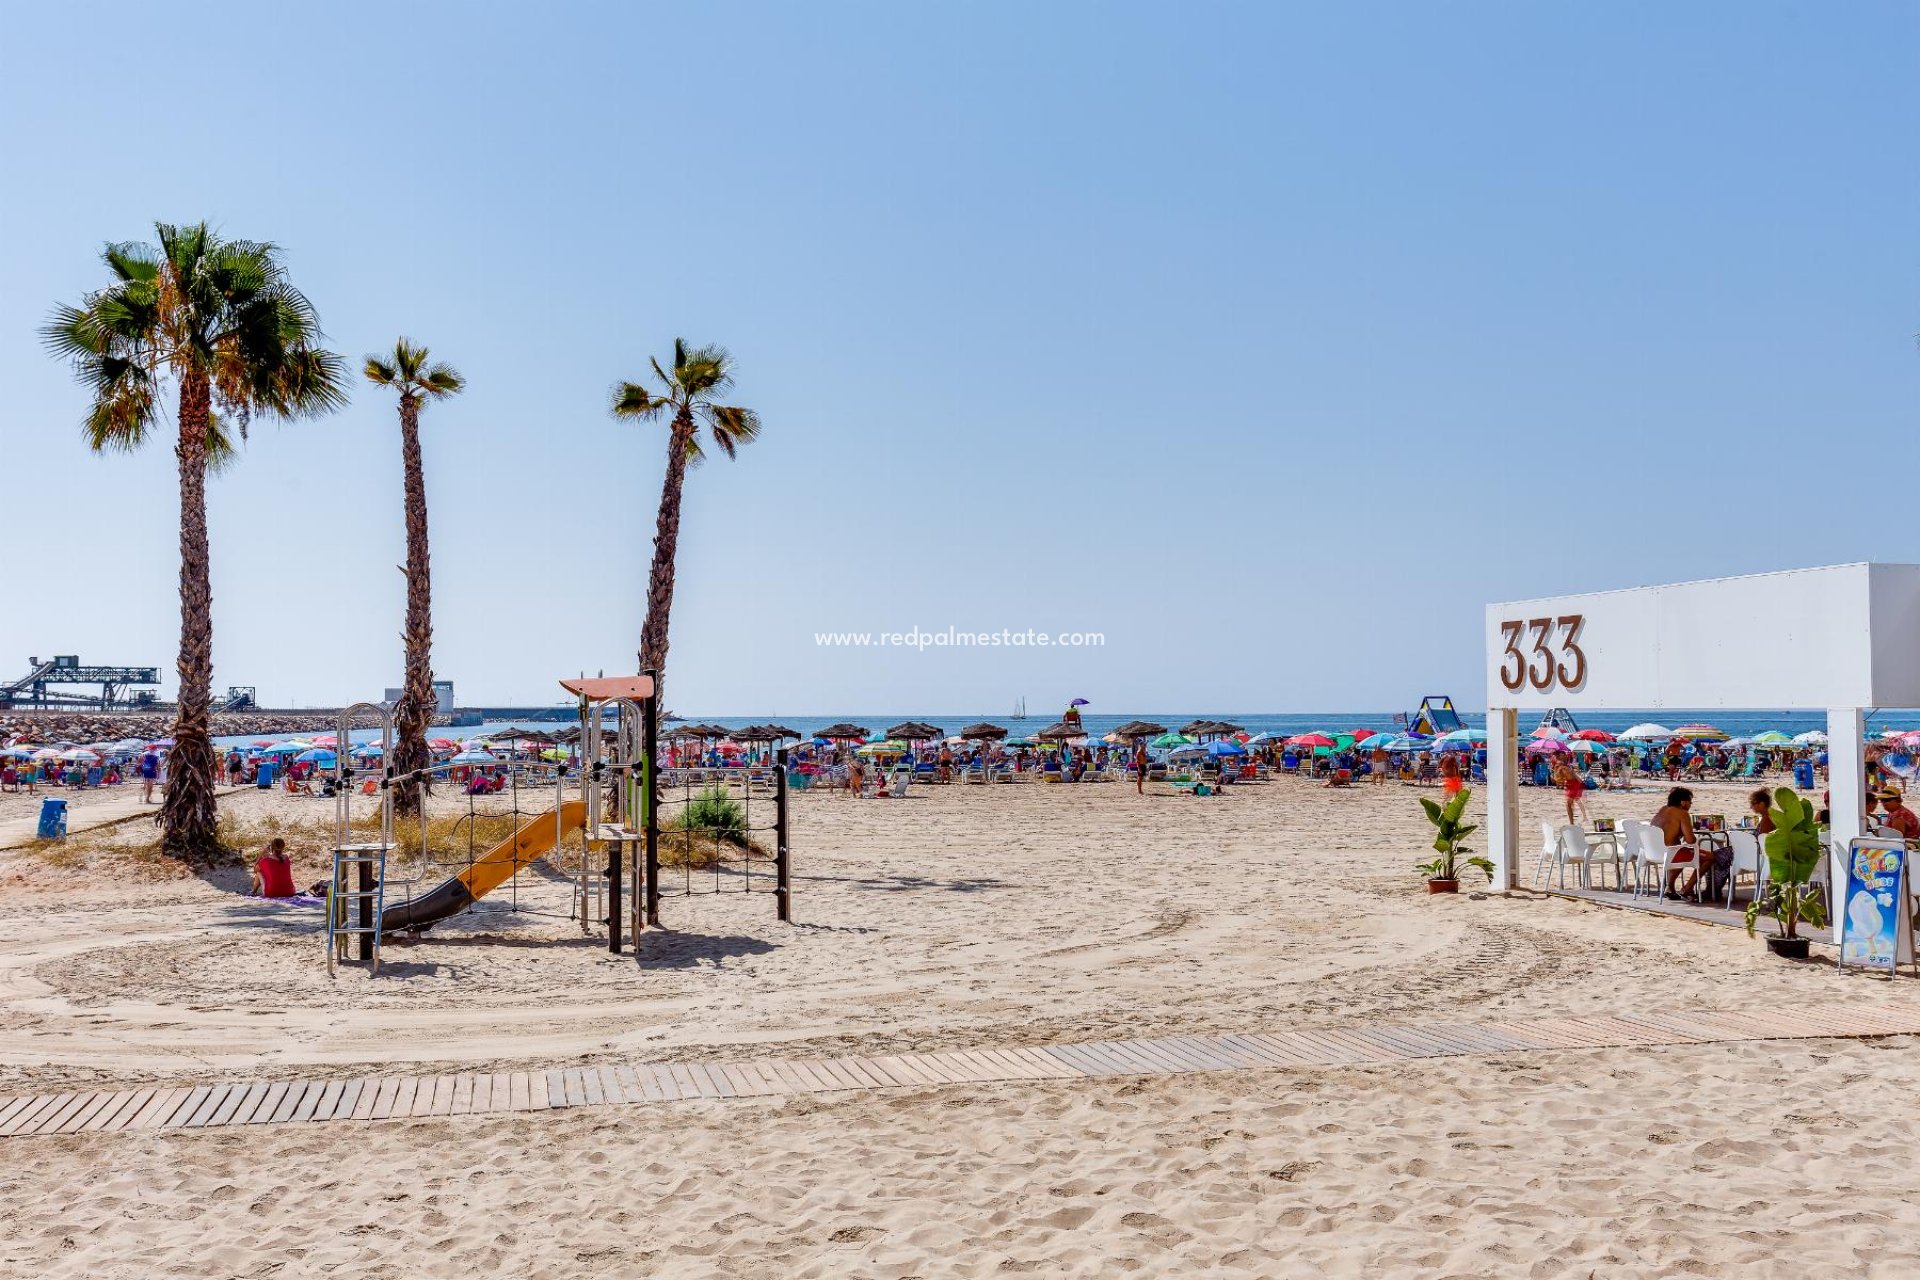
[886, 720, 945, 742]
[815, 723, 871, 740]
[1111, 720, 1168, 740]
[729, 724, 778, 742]
[959, 722, 1008, 740]
[1036, 720, 1086, 742]
[761, 724, 802, 740]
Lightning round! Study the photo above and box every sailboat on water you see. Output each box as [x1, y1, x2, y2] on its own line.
[1012, 696, 1026, 721]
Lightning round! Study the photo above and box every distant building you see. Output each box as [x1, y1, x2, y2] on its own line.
[382, 681, 455, 715]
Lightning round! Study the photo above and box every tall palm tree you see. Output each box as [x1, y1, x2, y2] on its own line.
[612, 341, 761, 693]
[44, 222, 345, 858]
[364, 339, 465, 817]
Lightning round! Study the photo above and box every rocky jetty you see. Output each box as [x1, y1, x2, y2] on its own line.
[0, 709, 449, 744]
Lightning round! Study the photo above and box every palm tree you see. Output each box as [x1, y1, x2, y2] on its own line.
[611, 341, 761, 692]
[44, 222, 345, 858]
[365, 339, 465, 817]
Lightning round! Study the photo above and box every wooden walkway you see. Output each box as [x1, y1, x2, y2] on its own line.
[5, 1001, 1918, 1140]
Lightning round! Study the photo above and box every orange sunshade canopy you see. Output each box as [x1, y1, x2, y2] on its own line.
[558, 675, 655, 702]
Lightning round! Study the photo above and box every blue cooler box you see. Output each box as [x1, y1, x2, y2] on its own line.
[37, 798, 67, 839]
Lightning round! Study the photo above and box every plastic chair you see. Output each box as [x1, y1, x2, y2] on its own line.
[1725, 829, 1766, 909]
[1533, 822, 1560, 886]
[1632, 823, 1696, 902]
[1555, 824, 1597, 889]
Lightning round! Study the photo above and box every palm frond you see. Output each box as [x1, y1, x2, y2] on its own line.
[611, 381, 667, 419]
[204, 410, 240, 475]
[677, 343, 733, 396]
[420, 362, 464, 397]
[365, 356, 399, 385]
[704, 403, 760, 449]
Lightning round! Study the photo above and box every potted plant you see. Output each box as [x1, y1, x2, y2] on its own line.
[1418, 788, 1494, 893]
[1744, 786, 1828, 959]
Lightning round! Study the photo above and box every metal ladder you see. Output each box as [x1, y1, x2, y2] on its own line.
[327, 842, 390, 976]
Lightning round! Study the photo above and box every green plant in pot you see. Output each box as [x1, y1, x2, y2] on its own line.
[1744, 786, 1828, 959]
[1417, 788, 1493, 893]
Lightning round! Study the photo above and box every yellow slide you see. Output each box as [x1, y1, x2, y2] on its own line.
[379, 799, 589, 934]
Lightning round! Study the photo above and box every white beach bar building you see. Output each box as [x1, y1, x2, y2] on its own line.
[1485, 563, 1920, 942]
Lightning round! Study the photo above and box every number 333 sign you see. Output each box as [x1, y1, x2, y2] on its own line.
[1497, 615, 1587, 693]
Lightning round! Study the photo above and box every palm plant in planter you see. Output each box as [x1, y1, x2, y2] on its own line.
[1418, 788, 1494, 893]
[1745, 786, 1828, 959]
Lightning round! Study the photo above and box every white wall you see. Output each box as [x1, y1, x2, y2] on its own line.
[1485, 563, 1920, 711]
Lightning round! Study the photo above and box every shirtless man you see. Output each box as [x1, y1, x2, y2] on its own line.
[1650, 786, 1700, 897]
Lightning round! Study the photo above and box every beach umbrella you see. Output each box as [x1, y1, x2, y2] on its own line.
[294, 748, 337, 765]
[1569, 740, 1606, 756]
[1111, 720, 1168, 739]
[1350, 728, 1379, 742]
[1003, 737, 1037, 748]
[1752, 731, 1792, 746]
[1791, 730, 1828, 746]
[1435, 728, 1487, 745]
[449, 749, 495, 764]
[1287, 733, 1336, 749]
[0, 746, 36, 759]
[886, 721, 945, 742]
[1525, 738, 1571, 755]
[1036, 720, 1086, 741]
[310, 734, 339, 747]
[1572, 729, 1616, 742]
[31, 747, 62, 759]
[1149, 732, 1193, 749]
[1619, 723, 1672, 741]
[1530, 726, 1568, 740]
[1208, 739, 1247, 756]
[1671, 723, 1729, 742]
[959, 723, 1008, 740]
[59, 748, 100, 762]
[815, 723, 871, 741]
[856, 739, 907, 756]
[258, 742, 306, 757]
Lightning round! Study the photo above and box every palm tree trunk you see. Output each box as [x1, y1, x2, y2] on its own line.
[159, 371, 220, 858]
[638, 407, 695, 695]
[393, 396, 434, 818]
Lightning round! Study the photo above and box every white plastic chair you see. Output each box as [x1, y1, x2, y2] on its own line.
[1724, 829, 1766, 909]
[1554, 824, 1597, 889]
[1632, 823, 1697, 902]
[1533, 822, 1561, 887]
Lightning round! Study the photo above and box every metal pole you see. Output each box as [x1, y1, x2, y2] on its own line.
[643, 672, 660, 927]
[775, 746, 791, 922]
[606, 708, 622, 955]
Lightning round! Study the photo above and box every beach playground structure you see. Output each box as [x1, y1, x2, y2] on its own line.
[324, 673, 792, 976]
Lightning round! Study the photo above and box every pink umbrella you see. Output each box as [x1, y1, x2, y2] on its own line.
[1525, 738, 1571, 755]
[1288, 733, 1336, 748]
[1572, 729, 1616, 742]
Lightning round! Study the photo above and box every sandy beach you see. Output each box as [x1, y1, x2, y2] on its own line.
[3, 773, 1918, 1276]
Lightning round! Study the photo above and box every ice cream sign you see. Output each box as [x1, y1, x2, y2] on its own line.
[1838, 839, 1911, 973]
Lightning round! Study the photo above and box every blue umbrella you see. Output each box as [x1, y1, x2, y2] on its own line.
[1208, 739, 1247, 756]
[294, 748, 337, 766]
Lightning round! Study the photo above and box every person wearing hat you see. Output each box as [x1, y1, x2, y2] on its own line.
[1878, 787, 1920, 841]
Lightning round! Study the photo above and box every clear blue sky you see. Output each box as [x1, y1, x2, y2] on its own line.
[1, 2, 1914, 714]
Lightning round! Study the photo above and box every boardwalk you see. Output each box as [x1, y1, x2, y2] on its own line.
[4, 999, 1916, 1140]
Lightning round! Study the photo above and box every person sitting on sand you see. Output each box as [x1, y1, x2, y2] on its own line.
[1651, 787, 1700, 896]
[251, 838, 296, 898]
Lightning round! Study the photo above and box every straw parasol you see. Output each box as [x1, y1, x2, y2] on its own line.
[1036, 720, 1086, 742]
[760, 724, 802, 740]
[886, 720, 945, 742]
[815, 723, 871, 741]
[959, 723, 1008, 740]
[729, 724, 780, 742]
[1111, 720, 1168, 740]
